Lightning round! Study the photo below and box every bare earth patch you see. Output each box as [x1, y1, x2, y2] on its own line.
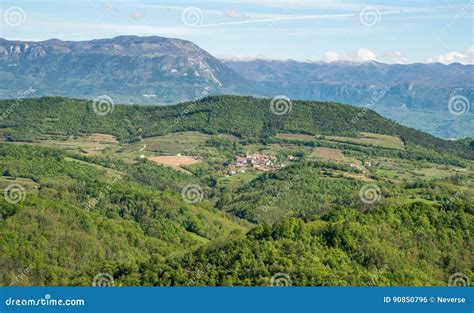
[148, 155, 201, 170]
[87, 133, 118, 144]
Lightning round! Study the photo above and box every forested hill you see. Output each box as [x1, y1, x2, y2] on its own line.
[0, 95, 472, 159]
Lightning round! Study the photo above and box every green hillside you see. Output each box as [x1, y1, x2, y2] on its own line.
[0, 96, 472, 158]
[0, 96, 472, 286]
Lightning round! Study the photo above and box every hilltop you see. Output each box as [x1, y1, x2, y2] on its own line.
[0, 36, 472, 138]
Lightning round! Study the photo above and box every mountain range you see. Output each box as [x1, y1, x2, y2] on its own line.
[0, 35, 472, 139]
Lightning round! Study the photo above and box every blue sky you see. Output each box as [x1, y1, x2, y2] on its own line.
[0, 0, 472, 63]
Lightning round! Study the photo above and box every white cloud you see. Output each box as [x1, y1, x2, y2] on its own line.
[322, 48, 377, 62]
[436, 47, 474, 64]
[383, 51, 408, 64]
[323, 51, 339, 62]
[354, 48, 377, 61]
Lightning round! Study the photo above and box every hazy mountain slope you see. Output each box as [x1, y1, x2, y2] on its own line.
[0, 36, 249, 104]
[224, 59, 474, 138]
[223, 59, 473, 111]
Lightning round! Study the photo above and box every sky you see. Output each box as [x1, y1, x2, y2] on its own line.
[0, 0, 473, 64]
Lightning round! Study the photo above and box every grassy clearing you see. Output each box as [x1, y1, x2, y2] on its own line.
[276, 133, 315, 141]
[64, 157, 123, 178]
[325, 132, 405, 150]
[11, 133, 120, 155]
[142, 132, 210, 154]
[218, 172, 260, 188]
[370, 157, 467, 182]
[0, 176, 38, 189]
[312, 147, 345, 162]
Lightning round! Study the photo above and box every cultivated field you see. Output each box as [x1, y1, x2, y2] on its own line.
[325, 132, 405, 150]
[312, 147, 345, 162]
[276, 133, 315, 141]
[148, 155, 201, 170]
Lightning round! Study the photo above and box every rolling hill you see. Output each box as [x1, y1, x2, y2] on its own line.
[0, 36, 472, 139]
[0, 96, 472, 286]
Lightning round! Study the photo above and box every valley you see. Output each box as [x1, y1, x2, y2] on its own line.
[0, 95, 472, 286]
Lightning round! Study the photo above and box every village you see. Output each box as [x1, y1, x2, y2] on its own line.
[226, 153, 284, 175]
